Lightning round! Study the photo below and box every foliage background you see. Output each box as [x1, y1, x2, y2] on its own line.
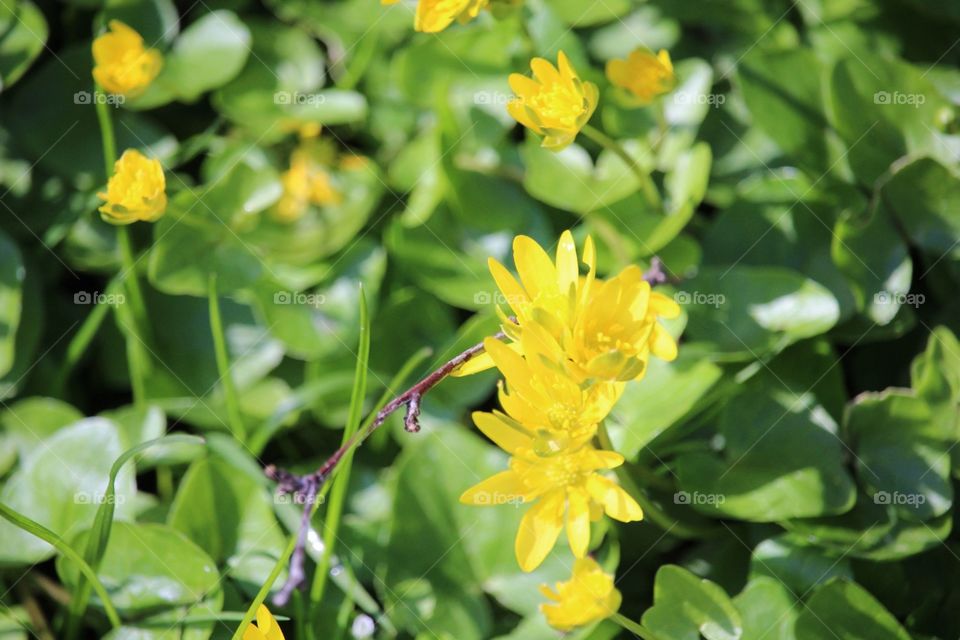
[1, 0, 960, 638]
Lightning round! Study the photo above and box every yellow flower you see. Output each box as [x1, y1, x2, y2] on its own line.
[605, 48, 675, 105]
[540, 557, 621, 631]
[567, 265, 680, 381]
[274, 148, 342, 223]
[381, 0, 489, 33]
[455, 231, 679, 382]
[508, 51, 599, 151]
[92, 20, 162, 97]
[460, 415, 642, 571]
[243, 605, 285, 640]
[97, 149, 167, 224]
[483, 333, 623, 443]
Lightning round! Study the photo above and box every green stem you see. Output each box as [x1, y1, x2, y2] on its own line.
[310, 291, 370, 606]
[207, 274, 246, 442]
[582, 124, 662, 213]
[95, 83, 151, 407]
[610, 613, 661, 640]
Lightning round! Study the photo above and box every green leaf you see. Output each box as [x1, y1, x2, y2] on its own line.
[544, 0, 630, 26]
[749, 535, 852, 596]
[0, 418, 136, 564]
[738, 47, 829, 171]
[58, 522, 222, 629]
[608, 352, 722, 459]
[641, 564, 743, 640]
[521, 134, 646, 214]
[881, 156, 960, 265]
[681, 266, 840, 359]
[830, 57, 950, 185]
[168, 455, 286, 590]
[676, 376, 856, 521]
[131, 10, 251, 107]
[0, 0, 47, 88]
[846, 389, 952, 521]
[0, 396, 83, 459]
[795, 580, 910, 640]
[733, 577, 797, 640]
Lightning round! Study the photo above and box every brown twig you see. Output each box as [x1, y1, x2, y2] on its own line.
[265, 254, 670, 604]
[266, 331, 503, 605]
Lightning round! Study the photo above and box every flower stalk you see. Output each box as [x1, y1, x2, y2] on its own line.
[581, 124, 662, 214]
[208, 273, 246, 442]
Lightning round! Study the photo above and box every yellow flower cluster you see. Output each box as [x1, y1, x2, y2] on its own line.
[508, 49, 676, 150]
[458, 231, 679, 626]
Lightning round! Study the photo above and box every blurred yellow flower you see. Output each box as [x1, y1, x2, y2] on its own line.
[605, 48, 675, 105]
[92, 20, 162, 97]
[508, 51, 598, 151]
[97, 149, 166, 225]
[540, 557, 621, 631]
[243, 605, 285, 640]
[381, 0, 489, 33]
[460, 418, 641, 570]
[274, 148, 342, 223]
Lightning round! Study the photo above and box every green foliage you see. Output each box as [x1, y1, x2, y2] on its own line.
[1, 0, 959, 638]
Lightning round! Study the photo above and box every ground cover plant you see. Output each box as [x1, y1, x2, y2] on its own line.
[1, 0, 960, 638]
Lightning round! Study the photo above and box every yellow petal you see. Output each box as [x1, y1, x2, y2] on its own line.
[530, 57, 560, 84]
[649, 323, 678, 361]
[244, 626, 265, 640]
[472, 411, 530, 454]
[513, 235, 557, 300]
[555, 230, 578, 298]
[587, 476, 643, 522]
[566, 489, 591, 558]
[460, 470, 526, 505]
[488, 256, 530, 317]
[515, 492, 564, 571]
[450, 350, 495, 377]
